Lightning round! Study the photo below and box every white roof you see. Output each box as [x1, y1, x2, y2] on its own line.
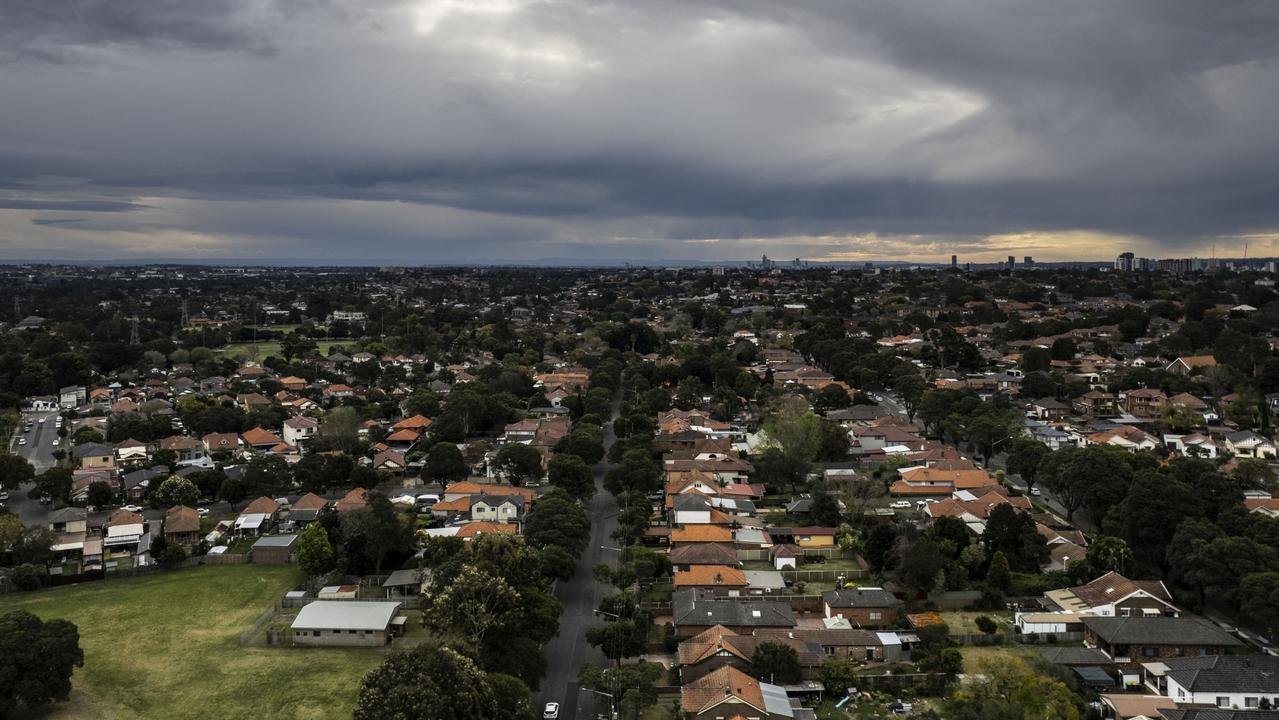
[291, 601, 401, 632]
[234, 513, 269, 530]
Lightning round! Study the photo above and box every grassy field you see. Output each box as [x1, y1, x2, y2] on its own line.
[958, 644, 1035, 673]
[940, 610, 1014, 634]
[0, 565, 384, 720]
[219, 339, 356, 361]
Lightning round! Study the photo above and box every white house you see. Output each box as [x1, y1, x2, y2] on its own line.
[282, 416, 320, 446]
[1143, 655, 1279, 710]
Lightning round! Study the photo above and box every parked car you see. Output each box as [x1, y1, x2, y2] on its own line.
[1030, 487, 1042, 496]
[51, 438, 60, 447]
[198, 508, 210, 517]
[0, 491, 9, 501]
[123, 504, 144, 512]
[543, 703, 560, 720]
[18, 438, 26, 445]
[889, 500, 911, 509]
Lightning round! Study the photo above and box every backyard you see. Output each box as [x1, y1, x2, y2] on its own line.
[0, 565, 384, 720]
[219, 339, 356, 362]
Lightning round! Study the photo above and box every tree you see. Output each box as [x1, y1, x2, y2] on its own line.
[493, 443, 544, 486]
[538, 544, 577, 582]
[1086, 536, 1134, 574]
[547, 453, 594, 500]
[422, 442, 469, 484]
[218, 476, 247, 506]
[750, 641, 802, 684]
[1005, 439, 1049, 493]
[524, 488, 591, 556]
[1238, 572, 1279, 637]
[485, 673, 536, 720]
[983, 505, 1048, 573]
[946, 657, 1081, 720]
[353, 644, 497, 720]
[762, 396, 822, 467]
[1038, 445, 1132, 522]
[809, 490, 842, 527]
[585, 616, 649, 661]
[29, 467, 73, 504]
[0, 514, 23, 555]
[975, 616, 998, 634]
[985, 551, 1011, 592]
[340, 494, 415, 575]
[0, 610, 84, 717]
[0, 454, 35, 492]
[296, 522, 335, 577]
[86, 480, 115, 508]
[151, 476, 199, 508]
[425, 566, 519, 646]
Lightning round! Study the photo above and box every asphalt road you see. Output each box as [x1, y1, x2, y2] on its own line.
[13, 410, 60, 473]
[539, 394, 623, 720]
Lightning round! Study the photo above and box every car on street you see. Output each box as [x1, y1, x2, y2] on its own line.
[543, 703, 560, 719]
[38, 418, 45, 424]
[0, 491, 9, 501]
[198, 508, 210, 516]
[51, 438, 60, 446]
[889, 500, 912, 509]
[123, 504, 144, 512]
[1030, 488, 1042, 496]
[18, 438, 26, 445]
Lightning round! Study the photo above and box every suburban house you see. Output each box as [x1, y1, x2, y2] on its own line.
[1142, 655, 1279, 710]
[677, 625, 823, 682]
[822, 587, 902, 629]
[251, 534, 298, 564]
[104, 508, 146, 554]
[670, 543, 741, 571]
[157, 435, 205, 463]
[468, 494, 523, 523]
[74, 442, 116, 470]
[163, 505, 201, 547]
[758, 627, 888, 662]
[671, 589, 796, 637]
[1045, 571, 1179, 618]
[234, 496, 281, 536]
[290, 601, 403, 647]
[47, 506, 88, 535]
[1166, 356, 1218, 376]
[681, 665, 795, 720]
[1225, 431, 1278, 460]
[674, 565, 749, 595]
[202, 432, 242, 456]
[1124, 388, 1168, 418]
[282, 416, 320, 446]
[335, 488, 369, 513]
[382, 568, 431, 598]
[1083, 617, 1242, 662]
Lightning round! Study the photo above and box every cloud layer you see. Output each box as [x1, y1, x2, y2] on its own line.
[2, 0, 1278, 262]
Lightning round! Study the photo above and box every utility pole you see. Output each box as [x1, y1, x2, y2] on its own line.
[129, 317, 141, 345]
[181, 299, 189, 326]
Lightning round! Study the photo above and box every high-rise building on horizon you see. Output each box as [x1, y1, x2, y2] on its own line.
[1006, 255, 1016, 270]
[1023, 256, 1034, 268]
[951, 254, 958, 269]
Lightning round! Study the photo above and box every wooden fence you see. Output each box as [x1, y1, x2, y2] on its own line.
[952, 631, 1084, 646]
[204, 553, 249, 566]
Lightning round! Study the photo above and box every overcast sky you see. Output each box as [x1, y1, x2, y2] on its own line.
[2, 0, 1278, 264]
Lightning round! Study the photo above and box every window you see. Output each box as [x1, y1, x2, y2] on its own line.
[1246, 698, 1260, 709]
[869, 612, 882, 620]
[1216, 698, 1230, 709]
[1120, 608, 1132, 617]
[1142, 647, 1158, 657]
[312, 630, 319, 637]
[348, 629, 357, 634]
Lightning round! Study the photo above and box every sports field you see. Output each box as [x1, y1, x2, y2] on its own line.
[0, 565, 383, 720]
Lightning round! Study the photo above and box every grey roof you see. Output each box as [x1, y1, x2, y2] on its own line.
[1162, 712, 1279, 720]
[1039, 646, 1112, 666]
[472, 494, 523, 510]
[760, 681, 795, 718]
[47, 506, 87, 523]
[383, 568, 431, 588]
[743, 570, 786, 590]
[1082, 616, 1243, 646]
[1073, 666, 1116, 687]
[1159, 654, 1279, 693]
[671, 589, 795, 629]
[73, 442, 114, 458]
[822, 587, 900, 609]
[291, 601, 401, 631]
[673, 494, 711, 511]
[252, 534, 297, 548]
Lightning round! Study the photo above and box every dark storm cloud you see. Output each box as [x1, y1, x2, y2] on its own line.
[1, 0, 1278, 260]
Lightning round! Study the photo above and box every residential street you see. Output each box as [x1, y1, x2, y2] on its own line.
[538, 394, 623, 720]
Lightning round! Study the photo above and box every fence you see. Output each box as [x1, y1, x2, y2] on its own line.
[781, 569, 868, 582]
[239, 602, 281, 647]
[280, 595, 424, 610]
[204, 553, 249, 566]
[854, 672, 953, 694]
[736, 547, 848, 562]
[952, 631, 1084, 646]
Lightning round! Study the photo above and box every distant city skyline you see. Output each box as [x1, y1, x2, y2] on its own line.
[2, 1, 1279, 263]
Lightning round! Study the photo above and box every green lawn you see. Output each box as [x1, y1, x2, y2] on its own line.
[0, 565, 384, 720]
[958, 644, 1035, 673]
[940, 610, 1013, 635]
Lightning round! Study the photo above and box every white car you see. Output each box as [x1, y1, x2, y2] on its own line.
[1030, 487, 1042, 496]
[123, 504, 144, 512]
[51, 438, 60, 447]
[198, 508, 210, 517]
[543, 703, 560, 720]
[889, 500, 912, 509]
[18, 438, 27, 445]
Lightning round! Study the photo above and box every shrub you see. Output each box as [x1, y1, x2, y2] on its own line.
[975, 616, 998, 634]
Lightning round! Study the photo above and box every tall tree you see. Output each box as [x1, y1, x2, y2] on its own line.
[492, 443, 544, 486]
[353, 644, 497, 720]
[426, 567, 519, 647]
[296, 522, 335, 577]
[750, 641, 802, 684]
[0, 611, 84, 717]
[547, 453, 595, 500]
